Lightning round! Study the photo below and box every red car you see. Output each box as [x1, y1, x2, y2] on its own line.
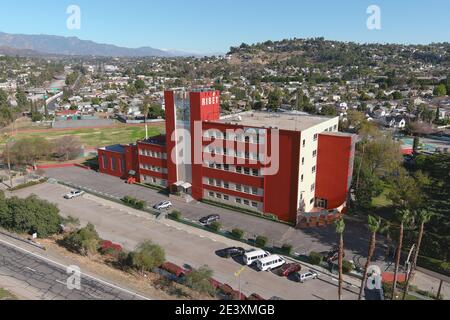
[278, 263, 302, 277]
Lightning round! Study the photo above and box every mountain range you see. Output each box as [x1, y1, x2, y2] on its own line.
[0, 31, 203, 58]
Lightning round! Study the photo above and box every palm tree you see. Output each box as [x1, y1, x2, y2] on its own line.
[402, 209, 434, 300]
[358, 215, 382, 300]
[391, 209, 411, 299]
[335, 218, 346, 300]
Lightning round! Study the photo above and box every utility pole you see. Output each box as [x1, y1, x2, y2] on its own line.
[5, 139, 13, 189]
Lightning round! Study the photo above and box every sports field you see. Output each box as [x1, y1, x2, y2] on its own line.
[0, 123, 164, 149]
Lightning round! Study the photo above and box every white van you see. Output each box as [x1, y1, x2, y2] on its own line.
[243, 249, 270, 265]
[256, 255, 286, 272]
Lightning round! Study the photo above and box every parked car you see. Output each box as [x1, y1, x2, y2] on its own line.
[64, 190, 85, 199]
[326, 249, 345, 263]
[247, 293, 265, 300]
[243, 249, 270, 266]
[293, 270, 319, 283]
[256, 255, 286, 272]
[153, 201, 173, 210]
[278, 263, 302, 277]
[199, 214, 220, 226]
[221, 247, 246, 258]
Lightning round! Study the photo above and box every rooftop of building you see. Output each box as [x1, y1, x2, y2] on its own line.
[216, 111, 338, 132]
[100, 144, 125, 153]
[138, 134, 167, 146]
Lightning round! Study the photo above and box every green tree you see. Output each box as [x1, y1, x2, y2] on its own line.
[335, 219, 345, 300]
[134, 79, 146, 93]
[15, 89, 29, 110]
[402, 209, 434, 300]
[185, 266, 215, 296]
[129, 241, 165, 275]
[63, 223, 100, 256]
[391, 209, 412, 299]
[267, 89, 283, 111]
[387, 168, 424, 210]
[0, 88, 8, 106]
[358, 215, 381, 300]
[0, 195, 61, 238]
[433, 84, 447, 97]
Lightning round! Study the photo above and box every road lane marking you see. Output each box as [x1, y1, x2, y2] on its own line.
[25, 267, 36, 272]
[0, 238, 151, 300]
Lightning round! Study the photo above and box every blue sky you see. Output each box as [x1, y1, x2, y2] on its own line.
[1, 0, 449, 53]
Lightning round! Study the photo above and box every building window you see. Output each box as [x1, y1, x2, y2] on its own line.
[244, 186, 250, 194]
[209, 191, 214, 197]
[312, 166, 316, 173]
[302, 158, 305, 165]
[236, 198, 242, 204]
[303, 140, 306, 148]
[111, 157, 116, 171]
[333, 125, 338, 131]
[313, 134, 318, 141]
[224, 195, 229, 201]
[215, 180, 222, 187]
[244, 168, 250, 175]
[209, 178, 214, 185]
[236, 184, 242, 192]
[209, 163, 214, 168]
[236, 166, 242, 174]
[252, 169, 259, 176]
[301, 175, 304, 182]
[223, 182, 229, 189]
[224, 164, 230, 171]
[310, 198, 315, 204]
[243, 199, 250, 206]
[216, 193, 222, 199]
[313, 150, 317, 158]
[252, 187, 258, 195]
[102, 155, 108, 169]
[311, 183, 316, 192]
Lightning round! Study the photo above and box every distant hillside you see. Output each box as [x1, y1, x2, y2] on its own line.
[0, 31, 200, 58]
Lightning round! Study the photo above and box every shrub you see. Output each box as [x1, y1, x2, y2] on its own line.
[342, 260, 354, 273]
[281, 243, 293, 255]
[169, 210, 182, 221]
[62, 223, 100, 256]
[129, 240, 165, 275]
[208, 221, 222, 232]
[99, 240, 123, 258]
[255, 236, 268, 248]
[231, 228, 245, 240]
[0, 194, 62, 238]
[185, 266, 216, 296]
[121, 196, 146, 210]
[309, 252, 323, 265]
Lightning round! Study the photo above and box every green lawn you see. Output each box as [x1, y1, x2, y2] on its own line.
[0, 288, 17, 300]
[372, 183, 393, 208]
[1, 124, 164, 149]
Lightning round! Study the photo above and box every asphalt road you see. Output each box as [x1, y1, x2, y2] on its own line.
[11, 182, 359, 300]
[43, 167, 389, 264]
[0, 238, 147, 300]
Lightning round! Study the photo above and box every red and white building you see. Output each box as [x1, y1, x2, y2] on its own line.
[98, 89, 355, 225]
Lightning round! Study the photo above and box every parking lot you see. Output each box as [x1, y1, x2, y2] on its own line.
[12, 182, 359, 300]
[42, 166, 388, 266]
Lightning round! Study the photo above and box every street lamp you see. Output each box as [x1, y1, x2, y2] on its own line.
[234, 266, 246, 301]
